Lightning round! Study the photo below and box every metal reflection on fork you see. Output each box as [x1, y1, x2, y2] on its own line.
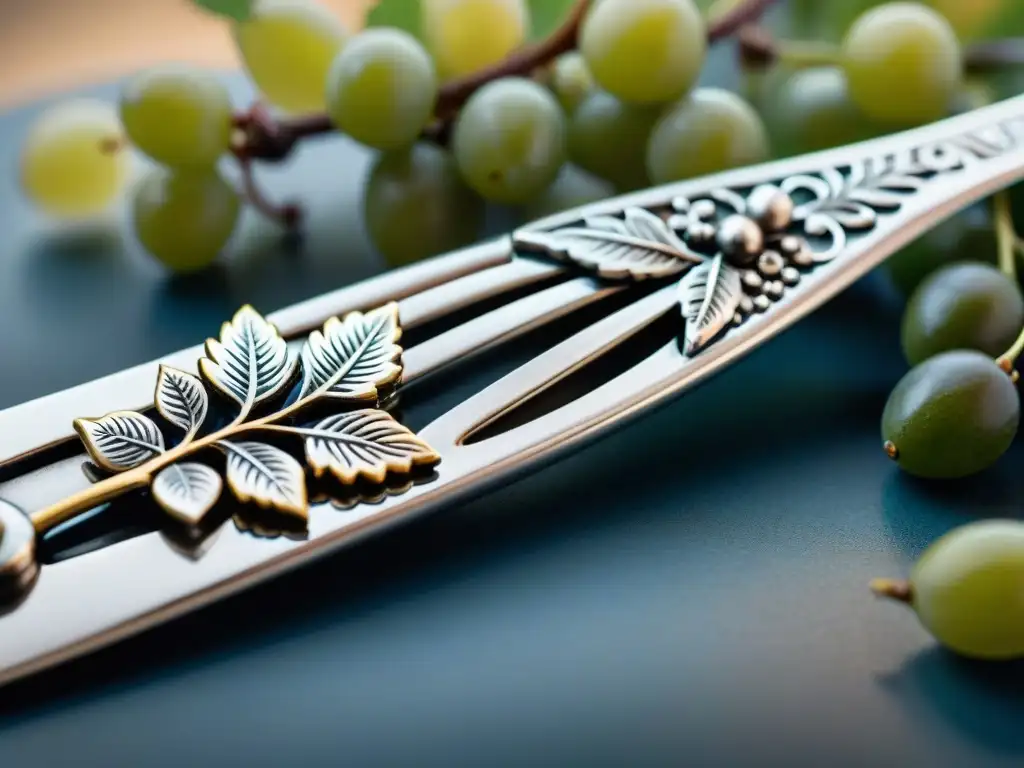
[2, 93, 1024, 688]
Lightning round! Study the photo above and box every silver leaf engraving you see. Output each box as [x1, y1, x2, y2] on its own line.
[513, 207, 702, 280]
[154, 365, 208, 437]
[302, 410, 441, 485]
[298, 303, 402, 402]
[152, 462, 223, 525]
[220, 440, 307, 519]
[74, 411, 165, 473]
[200, 305, 297, 412]
[678, 254, 742, 356]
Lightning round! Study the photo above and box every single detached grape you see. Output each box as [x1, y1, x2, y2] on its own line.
[884, 207, 996, 296]
[550, 52, 596, 115]
[452, 77, 566, 205]
[233, 0, 348, 115]
[646, 88, 769, 185]
[568, 91, 660, 192]
[871, 519, 1024, 660]
[761, 67, 882, 158]
[523, 164, 614, 221]
[579, 0, 706, 106]
[120, 65, 233, 169]
[132, 167, 240, 273]
[364, 143, 485, 267]
[422, 0, 529, 79]
[325, 28, 437, 152]
[901, 262, 1024, 366]
[842, 2, 963, 125]
[881, 350, 1019, 479]
[20, 99, 130, 217]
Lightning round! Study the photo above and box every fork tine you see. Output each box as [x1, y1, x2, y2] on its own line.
[402, 277, 621, 385]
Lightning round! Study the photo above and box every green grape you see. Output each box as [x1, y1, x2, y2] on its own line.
[233, 0, 348, 115]
[523, 164, 614, 221]
[579, 0, 706, 106]
[842, 2, 963, 126]
[132, 167, 240, 273]
[881, 350, 1019, 479]
[568, 90, 660, 192]
[901, 262, 1024, 366]
[451, 77, 566, 205]
[120, 65, 233, 169]
[884, 207, 996, 296]
[363, 143, 485, 267]
[325, 28, 437, 151]
[760, 67, 885, 159]
[646, 88, 769, 185]
[550, 52, 596, 115]
[871, 519, 1024, 660]
[20, 99, 130, 217]
[422, 0, 529, 80]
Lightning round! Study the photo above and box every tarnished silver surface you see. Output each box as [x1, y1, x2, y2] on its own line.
[3, 94, 1024, 688]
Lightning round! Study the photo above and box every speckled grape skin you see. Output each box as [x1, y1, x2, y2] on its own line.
[881, 350, 1019, 479]
[901, 262, 1024, 365]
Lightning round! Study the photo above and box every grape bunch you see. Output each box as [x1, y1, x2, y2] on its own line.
[18, 0, 780, 271]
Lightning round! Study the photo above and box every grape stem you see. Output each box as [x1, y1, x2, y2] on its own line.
[229, 0, 781, 228]
[237, 156, 301, 228]
[869, 578, 913, 604]
[739, 27, 1024, 73]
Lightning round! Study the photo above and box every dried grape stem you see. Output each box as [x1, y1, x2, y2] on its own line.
[237, 156, 301, 228]
[869, 578, 913, 604]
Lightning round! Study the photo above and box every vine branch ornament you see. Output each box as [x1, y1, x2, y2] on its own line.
[37, 304, 440, 532]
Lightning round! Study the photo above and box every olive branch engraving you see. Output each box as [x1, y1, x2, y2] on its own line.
[34, 303, 440, 532]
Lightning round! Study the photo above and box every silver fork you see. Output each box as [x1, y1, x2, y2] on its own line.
[2, 92, 1024, 689]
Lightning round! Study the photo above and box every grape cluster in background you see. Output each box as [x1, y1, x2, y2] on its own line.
[15, 0, 1024, 661]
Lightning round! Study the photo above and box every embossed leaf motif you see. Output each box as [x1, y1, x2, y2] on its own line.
[220, 440, 307, 519]
[678, 254, 742, 356]
[152, 462, 223, 525]
[513, 207, 702, 280]
[155, 365, 208, 436]
[74, 411, 165, 472]
[304, 410, 441, 485]
[299, 303, 402, 401]
[199, 305, 297, 411]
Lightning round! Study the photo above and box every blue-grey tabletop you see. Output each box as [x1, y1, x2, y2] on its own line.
[1, 47, 1024, 768]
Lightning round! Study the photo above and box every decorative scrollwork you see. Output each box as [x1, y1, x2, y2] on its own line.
[70, 303, 441, 539]
[512, 112, 1024, 357]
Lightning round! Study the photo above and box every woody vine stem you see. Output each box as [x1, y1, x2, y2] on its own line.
[230, 0, 780, 225]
